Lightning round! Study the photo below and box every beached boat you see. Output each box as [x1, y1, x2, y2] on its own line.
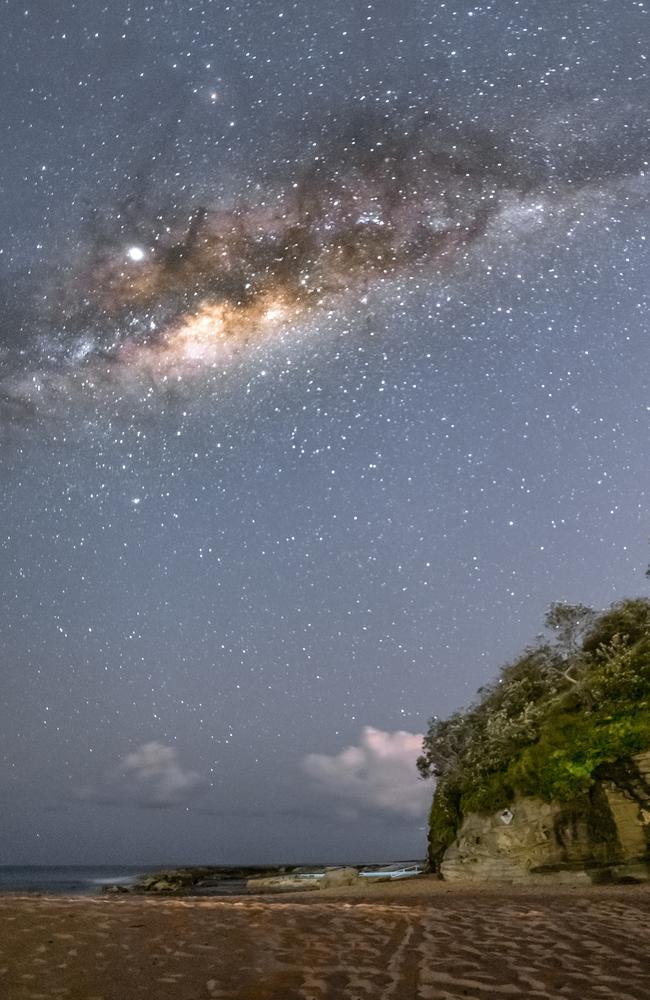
[358, 863, 424, 880]
[290, 863, 425, 883]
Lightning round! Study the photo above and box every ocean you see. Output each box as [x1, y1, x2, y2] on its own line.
[0, 865, 161, 895]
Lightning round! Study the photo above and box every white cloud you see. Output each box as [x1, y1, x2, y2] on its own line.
[302, 727, 429, 819]
[78, 741, 205, 809]
[120, 741, 203, 807]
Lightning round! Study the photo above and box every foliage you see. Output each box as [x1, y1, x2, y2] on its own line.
[544, 602, 595, 658]
[427, 782, 462, 867]
[421, 598, 650, 866]
[581, 598, 650, 655]
[508, 705, 650, 802]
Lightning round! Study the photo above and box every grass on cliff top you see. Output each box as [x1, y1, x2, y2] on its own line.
[419, 598, 650, 864]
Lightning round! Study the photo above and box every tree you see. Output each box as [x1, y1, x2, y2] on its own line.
[543, 602, 595, 683]
[544, 602, 595, 657]
[417, 712, 470, 780]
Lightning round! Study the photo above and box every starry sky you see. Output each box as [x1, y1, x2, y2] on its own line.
[1, 1, 649, 867]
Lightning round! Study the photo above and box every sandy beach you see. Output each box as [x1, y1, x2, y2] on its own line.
[1, 879, 649, 999]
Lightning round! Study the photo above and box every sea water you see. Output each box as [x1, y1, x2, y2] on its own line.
[0, 865, 160, 895]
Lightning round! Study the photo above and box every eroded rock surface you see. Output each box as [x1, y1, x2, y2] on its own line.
[441, 751, 650, 884]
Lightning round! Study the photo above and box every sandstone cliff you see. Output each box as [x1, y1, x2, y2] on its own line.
[440, 750, 650, 884]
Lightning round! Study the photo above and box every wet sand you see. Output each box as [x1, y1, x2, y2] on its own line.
[1, 879, 649, 999]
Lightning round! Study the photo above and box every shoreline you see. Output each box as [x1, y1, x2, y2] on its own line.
[3, 873, 650, 902]
[0, 875, 650, 907]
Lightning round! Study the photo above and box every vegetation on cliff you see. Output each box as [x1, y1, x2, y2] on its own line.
[418, 598, 650, 866]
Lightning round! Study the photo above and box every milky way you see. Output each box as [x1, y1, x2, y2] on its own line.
[0, 106, 647, 431]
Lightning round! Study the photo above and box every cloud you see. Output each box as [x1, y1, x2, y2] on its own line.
[302, 727, 429, 820]
[78, 741, 205, 809]
[120, 741, 204, 807]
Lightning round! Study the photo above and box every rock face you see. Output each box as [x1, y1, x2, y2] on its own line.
[440, 751, 650, 884]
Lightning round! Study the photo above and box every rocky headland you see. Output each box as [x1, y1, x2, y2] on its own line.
[419, 598, 650, 885]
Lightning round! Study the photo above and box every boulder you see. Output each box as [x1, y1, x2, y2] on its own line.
[320, 867, 359, 888]
[139, 876, 160, 890]
[148, 878, 181, 893]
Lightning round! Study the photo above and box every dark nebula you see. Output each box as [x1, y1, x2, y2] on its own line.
[0, 110, 538, 427]
[0, 104, 647, 434]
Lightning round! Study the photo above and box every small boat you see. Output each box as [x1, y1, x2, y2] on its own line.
[358, 863, 424, 880]
[290, 863, 425, 882]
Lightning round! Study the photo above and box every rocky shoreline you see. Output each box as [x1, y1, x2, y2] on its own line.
[103, 864, 422, 896]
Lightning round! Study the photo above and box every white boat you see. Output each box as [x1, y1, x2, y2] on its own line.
[291, 863, 425, 882]
[358, 863, 424, 880]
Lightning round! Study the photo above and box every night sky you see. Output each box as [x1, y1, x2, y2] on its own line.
[1, 1, 649, 866]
